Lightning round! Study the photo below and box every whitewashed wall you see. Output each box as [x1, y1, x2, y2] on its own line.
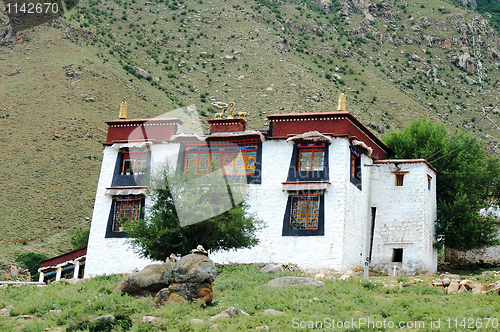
[85, 144, 180, 277]
[211, 139, 354, 273]
[370, 162, 437, 274]
[341, 152, 373, 271]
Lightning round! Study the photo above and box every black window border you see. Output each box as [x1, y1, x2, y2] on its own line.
[282, 191, 325, 236]
[350, 147, 362, 190]
[286, 143, 329, 182]
[177, 142, 262, 185]
[111, 147, 151, 187]
[105, 195, 146, 238]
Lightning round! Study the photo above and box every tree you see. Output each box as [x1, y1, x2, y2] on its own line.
[15, 252, 49, 281]
[126, 167, 263, 260]
[70, 228, 90, 250]
[383, 118, 500, 250]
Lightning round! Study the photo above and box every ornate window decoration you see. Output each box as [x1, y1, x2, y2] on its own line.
[290, 194, 320, 230]
[112, 147, 151, 187]
[105, 195, 145, 238]
[299, 149, 325, 172]
[179, 141, 262, 184]
[184, 149, 257, 176]
[287, 143, 329, 182]
[121, 149, 148, 175]
[282, 191, 325, 236]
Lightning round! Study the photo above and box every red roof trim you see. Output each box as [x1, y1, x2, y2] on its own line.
[39, 247, 87, 268]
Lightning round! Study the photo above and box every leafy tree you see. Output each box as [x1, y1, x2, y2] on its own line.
[126, 168, 263, 260]
[15, 252, 49, 281]
[384, 118, 500, 250]
[70, 228, 90, 250]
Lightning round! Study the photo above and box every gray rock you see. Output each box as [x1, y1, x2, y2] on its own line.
[209, 307, 250, 321]
[260, 264, 284, 275]
[439, 273, 460, 281]
[465, 76, 477, 85]
[265, 277, 326, 289]
[190, 318, 205, 325]
[132, 66, 150, 79]
[91, 315, 115, 322]
[263, 309, 285, 316]
[49, 310, 62, 315]
[173, 253, 217, 283]
[155, 282, 213, 305]
[114, 262, 174, 295]
[140, 316, 161, 323]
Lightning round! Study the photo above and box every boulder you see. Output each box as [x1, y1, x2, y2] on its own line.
[209, 307, 250, 321]
[459, 279, 478, 290]
[114, 245, 216, 305]
[139, 316, 161, 323]
[447, 280, 459, 294]
[265, 277, 325, 289]
[263, 309, 285, 316]
[114, 262, 174, 296]
[260, 264, 284, 275]
[472, 284, 484, 295]
[173, 253, 217, 283]
[439, 273, 460, 281]
[132, 66, 150, 79]
[155, 282, 213, 306]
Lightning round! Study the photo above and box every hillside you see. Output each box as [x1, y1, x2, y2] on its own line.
[2, 0, 500, 261]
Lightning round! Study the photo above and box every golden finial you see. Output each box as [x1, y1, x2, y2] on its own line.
[226, 101, 236, 119]
[119, 99, 128, 119]
[337, 93, 346, 111]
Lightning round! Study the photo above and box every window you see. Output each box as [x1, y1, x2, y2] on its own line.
[392, 248, 403, 263]
[183, 149, 257, 176]
[299, 150, 325, 171]
[393, 172, 408, 186]
[112, 148, 150, 187]
[282, 191, 325, 236]
[112, 197, 142, 232]
[105, 194, 145, 237]
[427, 174, 432, 191]
[121, 149, 148, 175]
[77, 260, 85, 279]
[61, 264, 75, 279]
[290, 194, 320, 230]
[287, 143, 329, 182]
[350, 148, 362, 189]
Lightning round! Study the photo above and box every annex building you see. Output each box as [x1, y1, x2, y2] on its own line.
[85, 95, 438, 276]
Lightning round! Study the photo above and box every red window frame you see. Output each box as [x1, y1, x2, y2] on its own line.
[113, 197, 142, 232]
[183, 149, 257, 176]
[290, 194, 320, 230]
[298, 149, 325, 171]
[121, 149, 149, 174]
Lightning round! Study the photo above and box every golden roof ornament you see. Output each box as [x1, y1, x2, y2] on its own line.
[119, 99, 128, 119]
[226, 101, 236, 119]
[212, 101, 248, 120]
[337, 92, 346, 111]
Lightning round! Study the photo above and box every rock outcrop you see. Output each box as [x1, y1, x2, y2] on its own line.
[115, 246, 216, 306]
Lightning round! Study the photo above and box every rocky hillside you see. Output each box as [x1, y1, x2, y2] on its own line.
[1, 0, 500, 260]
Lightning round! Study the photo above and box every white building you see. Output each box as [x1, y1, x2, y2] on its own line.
[85, 100, 437, 277]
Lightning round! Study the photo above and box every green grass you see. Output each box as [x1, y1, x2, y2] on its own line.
[0, 264, 499, 331]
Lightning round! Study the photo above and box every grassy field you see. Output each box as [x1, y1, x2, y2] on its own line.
[0, 264, 499, 331]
